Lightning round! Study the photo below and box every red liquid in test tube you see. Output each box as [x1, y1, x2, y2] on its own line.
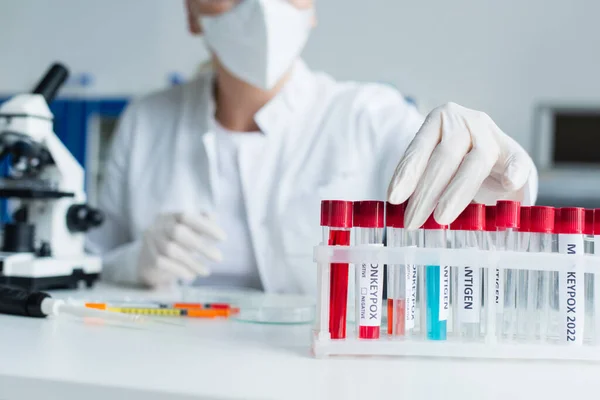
[386, 201, 413, 337]
[388, 299, 406, 335]
[320, 200, 353, 339]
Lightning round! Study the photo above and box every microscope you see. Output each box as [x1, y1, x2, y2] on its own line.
[0, 63, 104, 290]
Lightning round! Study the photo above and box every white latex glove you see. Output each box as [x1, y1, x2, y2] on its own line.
[137, 213, 226, 288]
[387, 102, 535, 230]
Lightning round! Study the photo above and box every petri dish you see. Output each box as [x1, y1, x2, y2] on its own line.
[231, 294, 315, 325]
[180, 285, 263, 304]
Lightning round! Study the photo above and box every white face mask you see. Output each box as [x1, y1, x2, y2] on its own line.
[200, 0, 313, 90]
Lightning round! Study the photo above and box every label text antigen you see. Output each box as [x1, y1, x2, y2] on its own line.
[443, 267, 450, 310]
[463, 267, 474, 310]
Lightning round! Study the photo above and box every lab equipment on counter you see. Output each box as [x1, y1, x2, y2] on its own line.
[557, 207, 585, 345]
[420, 215, 448, 341]
[585, 209, 594, 343]
[84, 301, 234, 310]
[312, 200, 600, 361]
[85, 303, 236, 318]
[176, 285, 315, 325]
[526, 206, 555, 342]
[319, 200, 352, 339]
[516, 206, 531, 339]
[452, 203, 484, 340]
[594, 209, 600, 343]
[353, 201, 384, 339]
[230, 294, 315, 325]
[0, 63, 104, 290]
[386, 202, 418, 338]
[495, 200, 520, 340]
[181, 285, 263, 303]
[0, 285, 143, 324]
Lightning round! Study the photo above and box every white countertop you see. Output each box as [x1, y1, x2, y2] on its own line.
[1, 284, 600, 400]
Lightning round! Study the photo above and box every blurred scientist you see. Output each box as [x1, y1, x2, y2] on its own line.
[87, 0, 538, 291]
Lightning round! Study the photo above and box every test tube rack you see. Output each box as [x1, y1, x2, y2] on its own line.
[313, 245, 600, 361]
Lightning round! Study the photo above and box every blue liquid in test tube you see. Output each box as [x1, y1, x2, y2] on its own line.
[426, 265, 447, 340]
[421, 215, 449, 341]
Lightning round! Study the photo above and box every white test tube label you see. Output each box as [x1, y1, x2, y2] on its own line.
[559, 234, 585, 344]
[405, 264, 417, 329]
[358, 262, 383, 328]
[439, 265, 450, 321]
[458, 266, 481, 323]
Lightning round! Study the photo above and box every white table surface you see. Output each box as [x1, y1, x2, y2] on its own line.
[1, 283, 600, 400]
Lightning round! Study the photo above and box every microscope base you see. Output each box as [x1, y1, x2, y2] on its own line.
[0, 253, 102, 291]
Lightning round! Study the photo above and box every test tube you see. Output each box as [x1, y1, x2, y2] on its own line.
[354, 201, 385, 339]
[320, 200, 353, 340]
[593, 209, 600, 344]
[524, 206, 555, 342]
[519, 207, 532, 252]
[485, 206, 497, 250]
[585, 209, 594, 343]
[558, 207, 585, 345]
[483, 205, 496, 338]
[547, 209, 562, 331]
[585, 210, 595, 253]
[386, 202, 406, 337]
[421, 214, 449, 341]
[386, 202, 419, 338]
[495, 200, 521, 340]
[516, 206, 531, 339]
[452, 203, 485, 340]
[405, 230, 419, 337]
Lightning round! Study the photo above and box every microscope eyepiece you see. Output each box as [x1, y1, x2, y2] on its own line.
[32, 63, 69, 104]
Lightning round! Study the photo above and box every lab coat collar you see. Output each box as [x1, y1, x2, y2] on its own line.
[202, 73, 218, 135]
[178, 70, 217, 136]
[254, 60, 315, 137]
[190, 59, 315, 137]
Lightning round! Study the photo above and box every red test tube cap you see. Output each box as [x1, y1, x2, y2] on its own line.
[554, 208, 562, 234]
[422, 214, 448, 230]
[560, 207, 584, 234]
[320, 200, 353, 228]
[353, 201, 385, 228]
[451, 212, 464, 231]
[496, 200, 521, 229]
[595, 209, 600, 236]
[485, 205, 496, 232]
[454, 203, 485, 231]
[520, 206, 531, 233]
[529, 206, 555, 234]
[386, 202, 406, 228]
[585, 209, 595, 235]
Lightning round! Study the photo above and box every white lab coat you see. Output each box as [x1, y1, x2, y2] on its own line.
[86, 61, 536, 294]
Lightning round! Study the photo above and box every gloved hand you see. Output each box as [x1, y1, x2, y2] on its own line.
[137, 213, 226, 288]
[387, 102, 535, 230]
